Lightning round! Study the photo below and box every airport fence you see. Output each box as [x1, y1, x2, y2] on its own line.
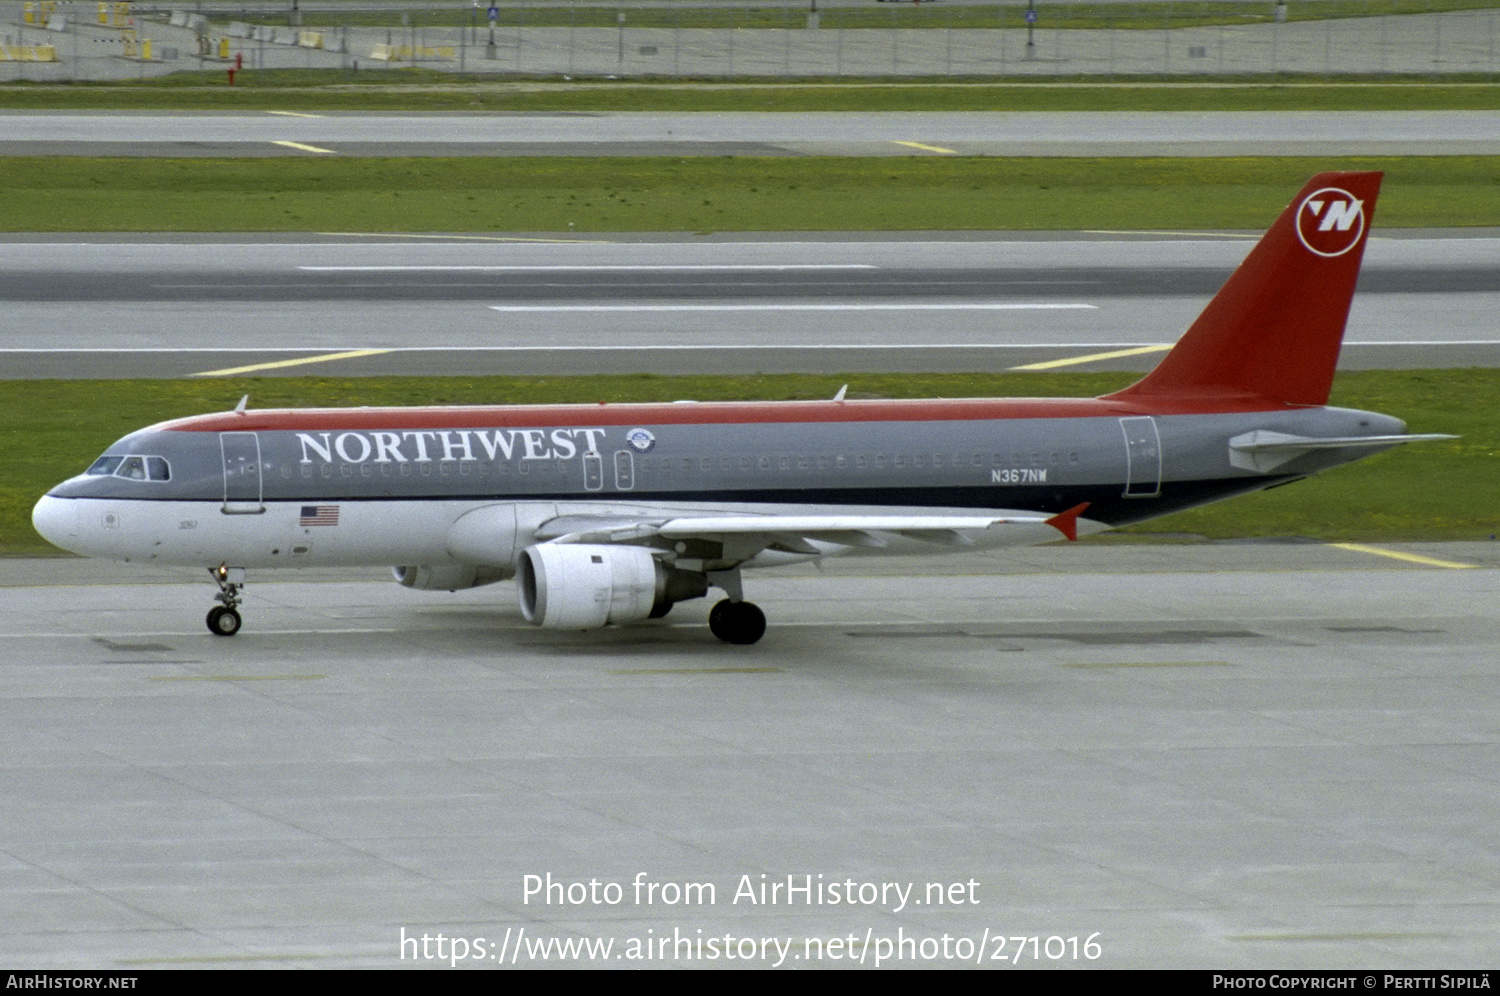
[3, 1, 1500, 80]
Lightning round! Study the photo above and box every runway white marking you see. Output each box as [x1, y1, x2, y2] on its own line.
[5, 340, 1498, 358]
[1085, 230, 1263, 239]
[487, 303, 1099, 313]
[300, 264, 879, 272]
[317, 232, 606, 243]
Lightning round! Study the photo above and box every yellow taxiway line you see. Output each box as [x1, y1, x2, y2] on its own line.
[191, 349, 392, 378]
[1329, 543, 1477, 570]
[271, 140, 337, 154]
[893, 141, 958, 154]
[1009, 344, 1172, 371]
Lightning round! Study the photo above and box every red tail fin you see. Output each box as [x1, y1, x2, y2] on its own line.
[1103, 171, 1382, 408]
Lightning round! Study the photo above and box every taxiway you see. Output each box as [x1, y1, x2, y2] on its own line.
[1, 543, 1496, 968]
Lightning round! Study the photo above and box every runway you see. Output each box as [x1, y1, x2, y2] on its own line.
[5, 110, 1500, 157]
[2, 543, 1496, 968]
[3, 231, 1497, 378]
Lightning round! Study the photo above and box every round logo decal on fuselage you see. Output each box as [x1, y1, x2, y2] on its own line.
[1296, 187, 1366, 257]
[625, 428, 656, 452]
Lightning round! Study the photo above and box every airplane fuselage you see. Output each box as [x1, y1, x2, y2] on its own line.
[34, 397, 1407, 571]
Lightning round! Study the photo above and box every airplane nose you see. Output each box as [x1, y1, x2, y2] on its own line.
[32, 495, 80, 554]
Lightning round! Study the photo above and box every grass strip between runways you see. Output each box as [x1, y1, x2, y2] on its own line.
[3, 157, 1500, 232]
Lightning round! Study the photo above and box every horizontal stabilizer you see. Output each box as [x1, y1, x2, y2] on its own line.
[1228, 430, 1457, 473]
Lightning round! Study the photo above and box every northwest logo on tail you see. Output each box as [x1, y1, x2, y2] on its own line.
[1296, 187, 1366, 257]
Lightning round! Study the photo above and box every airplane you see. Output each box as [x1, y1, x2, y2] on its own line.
[32, 171, 1453, 645]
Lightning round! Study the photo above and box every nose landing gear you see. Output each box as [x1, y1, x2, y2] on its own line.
[207, 563, 245, 637]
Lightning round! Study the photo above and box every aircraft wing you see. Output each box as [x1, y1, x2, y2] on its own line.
[536, 503, 1090, 558]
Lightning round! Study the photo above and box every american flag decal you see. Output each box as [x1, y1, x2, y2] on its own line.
[299, 505, 339, 526]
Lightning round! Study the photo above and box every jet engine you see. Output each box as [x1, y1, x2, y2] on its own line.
[517, 544, 708, 630]
[391, 563, 512, 591]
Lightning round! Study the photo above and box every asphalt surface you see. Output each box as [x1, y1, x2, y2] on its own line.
[3, 231, 1496, 378]
[2, 542, 1496, 968]
[4, 109, 1500, 157]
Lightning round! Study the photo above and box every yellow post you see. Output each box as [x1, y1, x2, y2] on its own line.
[23, 3, 35, 25]
[218, 36, 229, 59]
[97, 3, 108, 25]
[141, 38, 151, 60]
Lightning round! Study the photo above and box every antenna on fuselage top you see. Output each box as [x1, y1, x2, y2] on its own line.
[832, 384, 848, 402]
[233, 395, 249, 415]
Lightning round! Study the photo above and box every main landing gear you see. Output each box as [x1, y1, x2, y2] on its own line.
[207, 563, 244, 637]
[703, 567, 765, 645]
[708, 599, 766, 645]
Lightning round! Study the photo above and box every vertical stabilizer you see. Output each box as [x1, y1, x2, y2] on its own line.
[1103, 171, 1382, 408]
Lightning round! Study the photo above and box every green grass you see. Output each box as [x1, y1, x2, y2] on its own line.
[3, 156, 1500, 232]
[5, 77, 1500, 112]
[5, 370, 1493, 556]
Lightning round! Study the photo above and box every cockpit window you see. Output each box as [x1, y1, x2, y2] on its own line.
[87, 455, 170, 482]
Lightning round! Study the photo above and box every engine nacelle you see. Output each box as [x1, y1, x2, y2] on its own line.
[391, 563, 511, 591]
[517, 544, 708, 630]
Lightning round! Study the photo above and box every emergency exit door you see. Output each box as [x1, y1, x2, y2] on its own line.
[1119, 417, 1162, 498]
